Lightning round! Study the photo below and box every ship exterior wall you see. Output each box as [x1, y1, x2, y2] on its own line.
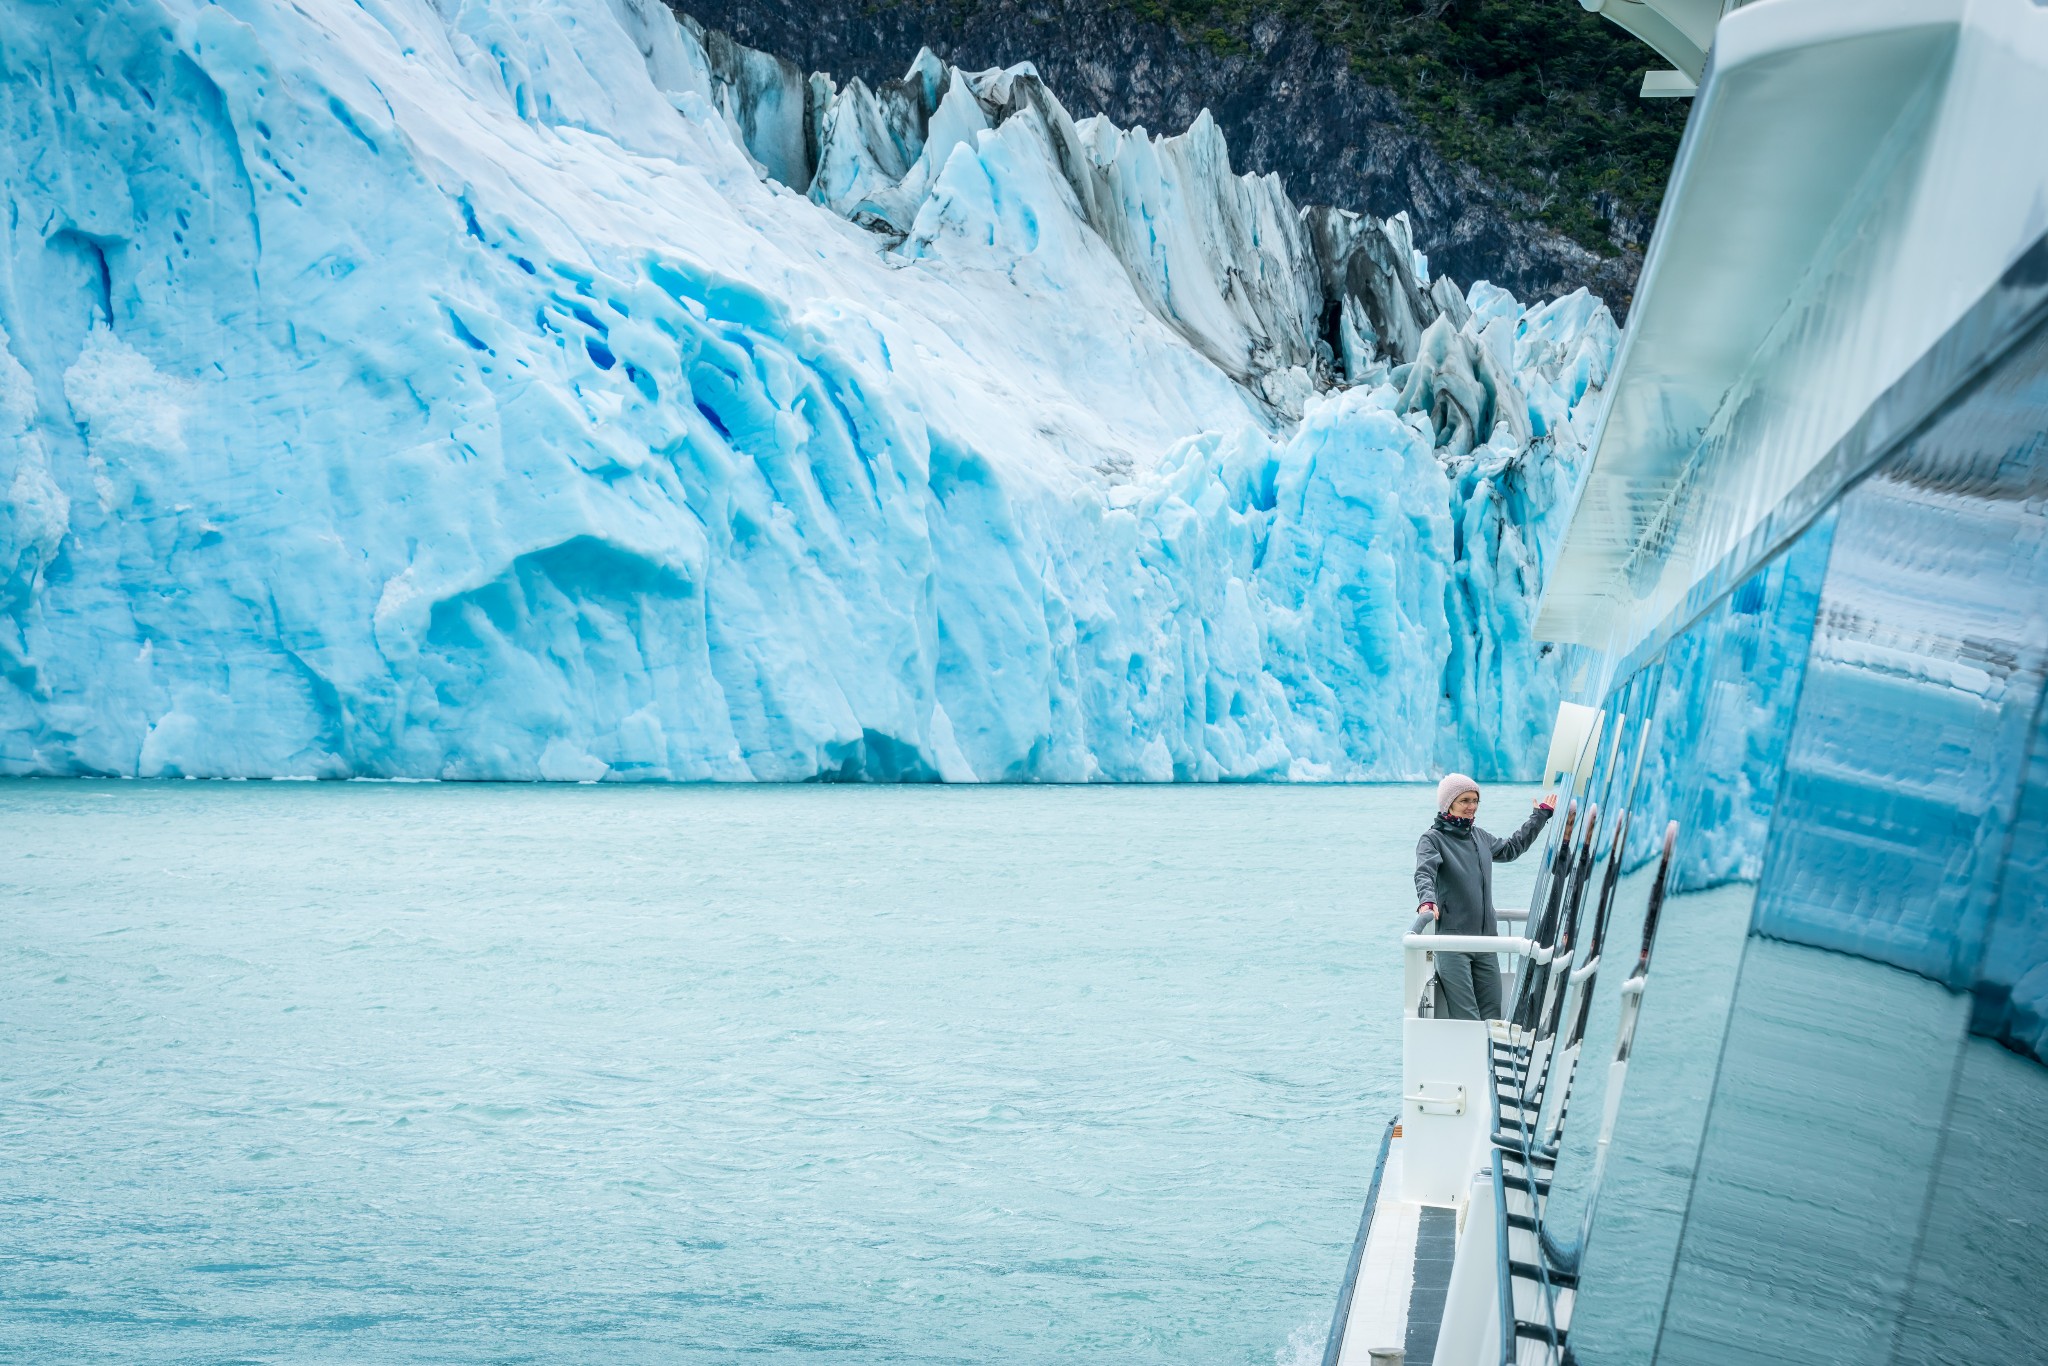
[1558, 286, 2048, 1362]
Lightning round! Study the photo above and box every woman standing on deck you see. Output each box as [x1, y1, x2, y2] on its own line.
[1415, 775, 1554, 1021]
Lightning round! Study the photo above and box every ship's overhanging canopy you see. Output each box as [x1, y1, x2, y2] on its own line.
[1577, 0, 1727, 94]
[1537, 0, 2048, 661]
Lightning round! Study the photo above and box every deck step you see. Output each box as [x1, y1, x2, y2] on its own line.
[1512, 1319, 1567, 1343]
[1510, 1258, 1579, 1289]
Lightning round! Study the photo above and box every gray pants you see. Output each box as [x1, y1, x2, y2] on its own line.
[1436, 950, 1502, 1021]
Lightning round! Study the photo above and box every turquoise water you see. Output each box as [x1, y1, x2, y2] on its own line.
[2, 781, 1539, 1364]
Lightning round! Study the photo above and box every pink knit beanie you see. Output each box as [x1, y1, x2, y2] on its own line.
[1436, 773, 1480, 813]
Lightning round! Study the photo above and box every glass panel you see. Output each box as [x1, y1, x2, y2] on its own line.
[1891, 641, 2048, 1360]
[1631, 517, 1836, 893]
[1559, 512, 1836, 1363]
[1649, 316, 2048, 1364]
[1889, 1038, 2048, 1361]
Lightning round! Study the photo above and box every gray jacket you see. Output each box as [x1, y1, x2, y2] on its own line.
[1414, 806, 1553, 937]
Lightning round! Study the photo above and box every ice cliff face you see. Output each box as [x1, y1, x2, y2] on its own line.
[0, 0, 1615, 782]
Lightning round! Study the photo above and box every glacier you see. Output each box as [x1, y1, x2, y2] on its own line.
[0, 0, 1616, 782]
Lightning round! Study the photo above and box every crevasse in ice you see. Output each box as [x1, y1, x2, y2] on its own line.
[0, 0, 1616, 781]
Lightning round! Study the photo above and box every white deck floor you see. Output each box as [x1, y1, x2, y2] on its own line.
[1339, 1137, 1422, 1366]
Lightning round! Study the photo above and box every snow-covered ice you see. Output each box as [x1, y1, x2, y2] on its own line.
[0, 0, 1616, 781]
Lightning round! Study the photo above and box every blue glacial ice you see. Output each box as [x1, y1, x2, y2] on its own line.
[0, 0, 1617, 782]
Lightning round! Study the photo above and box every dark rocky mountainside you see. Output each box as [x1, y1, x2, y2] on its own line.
[674, 0, 1677, 311]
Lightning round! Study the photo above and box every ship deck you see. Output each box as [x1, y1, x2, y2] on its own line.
[1330, 1127, 1454, 1366]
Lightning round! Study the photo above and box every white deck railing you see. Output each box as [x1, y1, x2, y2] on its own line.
[1400, 916, 1541, 1021]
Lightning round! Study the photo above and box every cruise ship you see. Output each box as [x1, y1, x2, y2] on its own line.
[1321, 1, 2048, 1362]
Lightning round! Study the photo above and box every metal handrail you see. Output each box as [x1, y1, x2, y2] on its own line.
[1408, 913, 1438, 1015]
[1488, 939, 1574, 1366]
[1497, 1132, 1563, 1364]
[1491, 1161, 1518, 1365]
[1495, 820, 1681, 1365]
[1403, 924, 1540, 1021]
[1511, 799, 1580, 1027]
[1405, 933, 1537, 955]
[1492, 1066, 1565, 1366]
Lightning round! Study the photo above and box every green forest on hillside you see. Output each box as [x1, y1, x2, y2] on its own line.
[1122, 0, 1688, 251]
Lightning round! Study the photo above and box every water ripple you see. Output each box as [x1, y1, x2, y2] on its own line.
[0, 780, 1538, 1364]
